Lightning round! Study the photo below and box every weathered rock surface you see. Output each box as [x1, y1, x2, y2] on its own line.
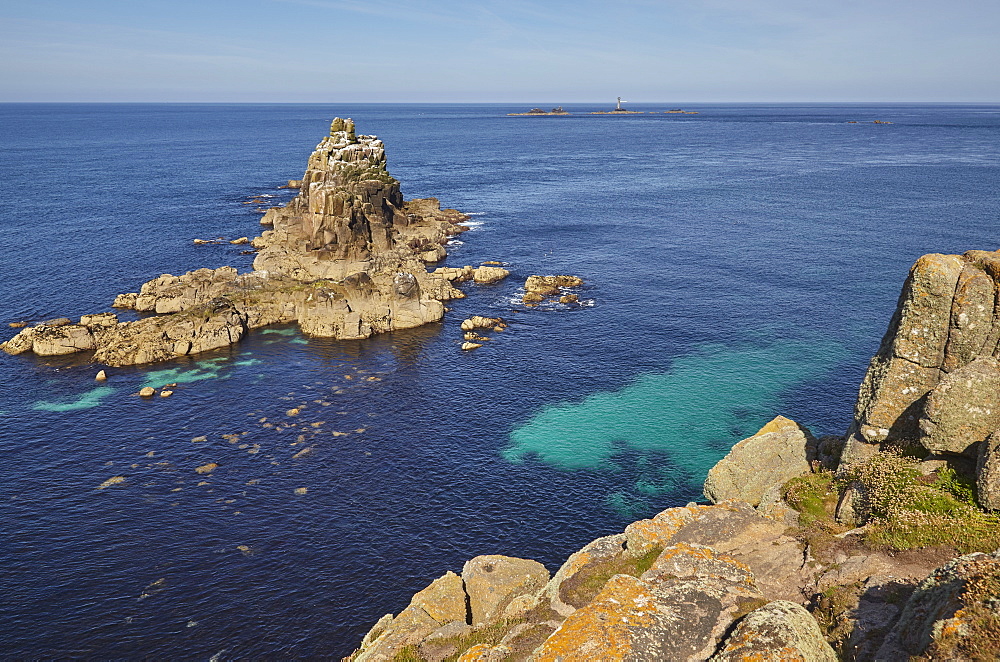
[462, 555, 549, 626]
[522, 274, 583, 305]
[976, 430, 1000, 510]
[354, 571, 469, 662]
[2, 119, 476, 366]
[851, 250, 1000, 453]
[534, 544, 764, 661]
[711, 600, 837, 662]
[877, 550, 1000, 660]
[919, 355, 1000, 457]
[472, 266, 509, 284]
[703, 416, 815, 506]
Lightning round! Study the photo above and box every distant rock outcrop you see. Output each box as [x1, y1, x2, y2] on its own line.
[2, 119, 478, 366]
[522, 275, 583, 305]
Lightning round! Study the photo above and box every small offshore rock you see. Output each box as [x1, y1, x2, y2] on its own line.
[97, 476, 126, 490]
[286, 408, 300, 417]
[160, 389, 173, 397]
[461, 342, 483, 351]
[139, 386, 156, 397]
[8, 321, 27, 328]
[95, 369, 107, 381]
[559, 293, 578, 304]
[461, 315, 503, 331]
[472, 266, 510, 284]
[195, 463, 218, 474]
[294, 487, 308, 495]
[229, 237, 249, 245]
[523, 274, 584, 304]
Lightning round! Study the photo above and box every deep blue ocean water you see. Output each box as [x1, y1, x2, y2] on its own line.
[1, 103, 998, 658]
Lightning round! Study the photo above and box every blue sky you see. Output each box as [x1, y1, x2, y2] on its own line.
[1, 0, 998, 102]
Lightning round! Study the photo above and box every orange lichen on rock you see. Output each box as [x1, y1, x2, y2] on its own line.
[622, 503, 708, 556]
[643, 542, 756, 588]
[532, 574, 659, 660]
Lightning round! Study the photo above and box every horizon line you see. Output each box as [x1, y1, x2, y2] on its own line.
[2, 100, 999, 105]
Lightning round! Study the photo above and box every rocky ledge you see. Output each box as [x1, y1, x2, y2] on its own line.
[346, 250, 1000, 661]
[2, 119, 507, 366]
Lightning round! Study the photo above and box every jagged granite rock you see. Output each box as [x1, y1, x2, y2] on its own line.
[711, 600, 837, 662]
[876, 550, 1000, 660]
[354, 571, 469, 662]
[522, 275, 583, 304]
[703, 416, 815, 507]
[851, 250, 1000, 454]
[2, 119, 474, 366]
[92, 298, 248, 367]
[976, 430, 1000, 510]
[919, 355, 1000, 457]
[532, 543, 764, 660]
[462, 555, 549, 626]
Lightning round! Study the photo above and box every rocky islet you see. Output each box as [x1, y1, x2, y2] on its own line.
[1, 118, 509, 366]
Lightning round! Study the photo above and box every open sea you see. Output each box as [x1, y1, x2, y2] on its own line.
[1, 102, 999, 658]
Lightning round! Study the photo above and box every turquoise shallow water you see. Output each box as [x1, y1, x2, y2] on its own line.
[506, 339, 845, 472]
[0, 103, 998, 657]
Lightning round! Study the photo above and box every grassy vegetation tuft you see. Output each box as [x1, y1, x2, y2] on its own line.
[784, 473, 840, 527]
[560, 547, 663, 607]
[843, 452, 1000, 553]
[389, 646, 425, 661]
[438, 619, 525, 662]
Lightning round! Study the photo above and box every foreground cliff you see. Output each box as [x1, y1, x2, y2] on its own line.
[2, 119, 505, 366]
[347, 250, 1000, 661]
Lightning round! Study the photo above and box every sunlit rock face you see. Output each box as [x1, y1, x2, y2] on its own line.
[1, 119, 471, 366]
[850, 250, 1000, 462]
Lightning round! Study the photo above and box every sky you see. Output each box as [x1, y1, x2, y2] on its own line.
[1, 0, 998, 102]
